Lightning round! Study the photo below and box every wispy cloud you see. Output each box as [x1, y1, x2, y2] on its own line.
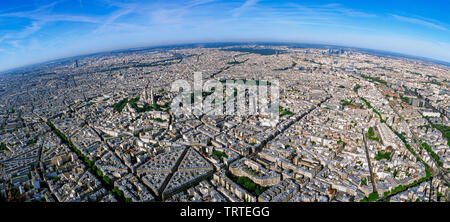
[392, 14, 447, 31]
[0, 1, 113, 43]
[0, 21, 46, 43]
[232, 0, 259, 18]
[95, 8, 135, 33]
[0, 1, 102, 25]
[331, 6, 376, 18]
[290, 3, 376, 18]
[149, 0, 216, 25]
[189, 0, 217, 7]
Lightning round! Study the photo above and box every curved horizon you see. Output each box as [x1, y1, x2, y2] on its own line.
[0, 0, 449, 72]
[2, 40, 450, 73]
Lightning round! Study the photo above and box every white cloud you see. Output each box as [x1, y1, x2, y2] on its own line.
[232, 0, 259, 17]
[95, 8, 135, 33]
[288, 3, 376, 18]
[148, 0, 216, 25]
[392, 14, 447, 31]
[0, 21, 45, 44]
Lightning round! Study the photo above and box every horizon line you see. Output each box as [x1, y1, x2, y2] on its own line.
[1, 40, 449, 74]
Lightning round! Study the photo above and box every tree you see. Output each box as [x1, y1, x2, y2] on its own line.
[113, 98, 128, 112]
[103, 176, 111, 185]
[113, 187, 123, 197]
[368, 127, 374, 137]
[53, 176, 60, 183]
[368, 192, 379, 201]
[86, 159, 93, 167]
[0, 142, 7, 151]
[152, 103, 159, 111]
[361, 178, 367, 186]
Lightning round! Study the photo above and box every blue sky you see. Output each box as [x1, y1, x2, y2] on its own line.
[0, 0, 449, 71]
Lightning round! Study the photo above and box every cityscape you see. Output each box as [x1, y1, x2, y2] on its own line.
[0, 43, 448, 202]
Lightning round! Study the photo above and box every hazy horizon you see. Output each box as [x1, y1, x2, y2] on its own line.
[3, 40, 450, 73]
